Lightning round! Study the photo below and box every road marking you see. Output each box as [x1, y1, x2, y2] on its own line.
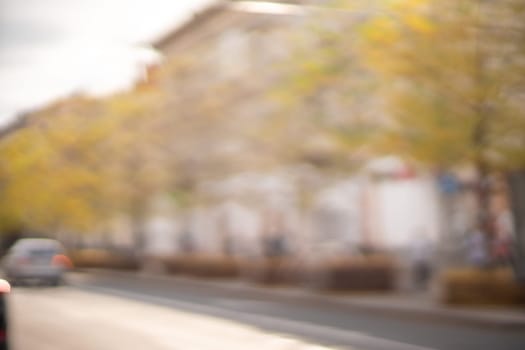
[75, 284, 436, 350]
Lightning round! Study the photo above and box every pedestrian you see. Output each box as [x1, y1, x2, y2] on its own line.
[491, 209, 515, 266]
[410, 233, 433, 290]
[465, 227, 488, 267]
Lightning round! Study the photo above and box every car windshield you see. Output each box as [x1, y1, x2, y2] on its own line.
[26, 249, 59, 257]
[11, 240, 63, 255]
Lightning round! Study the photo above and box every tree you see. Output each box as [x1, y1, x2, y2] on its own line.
[0, 86, 172, 238]
[0, 96, 112, 234]
[358, 0, 525, 238]
[274, 0, 525, 261]
[268, 4, 389, 176]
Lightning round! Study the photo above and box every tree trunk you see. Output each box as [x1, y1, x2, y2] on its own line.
[507, 171, 525, 282]
[130, 201, 147, 254]
[476, 162, 492, 233]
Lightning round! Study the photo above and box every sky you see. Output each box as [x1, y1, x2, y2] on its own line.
[0, 0, 214, 127]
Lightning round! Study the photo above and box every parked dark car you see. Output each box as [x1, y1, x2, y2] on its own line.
[0, 279, 10, 350]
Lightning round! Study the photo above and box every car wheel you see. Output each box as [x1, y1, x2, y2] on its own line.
[9, 279, 19, 287]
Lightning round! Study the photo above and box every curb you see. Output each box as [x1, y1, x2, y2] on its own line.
[71, 268, 525, 330]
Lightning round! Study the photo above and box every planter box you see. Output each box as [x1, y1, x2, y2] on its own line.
[308, 256, 397, 292]
[70, 249, 140, 271]
[441, 267, 525, 305]
[242, 258, 304, 285]
[163, 255, 240, 278]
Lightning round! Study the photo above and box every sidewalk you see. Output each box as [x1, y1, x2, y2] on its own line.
[11, 287, 346, 350]
[75, 269, 525, 330]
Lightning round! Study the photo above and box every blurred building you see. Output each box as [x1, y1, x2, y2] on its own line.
[141, 0, 452, 261]
[150, 1, 307, 258]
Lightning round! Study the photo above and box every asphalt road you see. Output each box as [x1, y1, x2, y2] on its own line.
[64, 271, 525, 350]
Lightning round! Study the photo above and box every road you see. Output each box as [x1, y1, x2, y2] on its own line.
[7, 272, 525, 350]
